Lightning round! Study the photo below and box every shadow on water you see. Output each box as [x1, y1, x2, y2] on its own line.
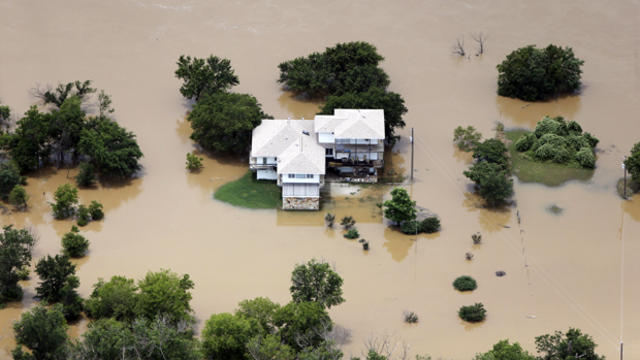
[276, 91, 322, 119]
[496, 95, 582, 129]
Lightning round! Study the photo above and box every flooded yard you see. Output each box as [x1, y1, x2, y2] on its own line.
[1, 0, 640, 358]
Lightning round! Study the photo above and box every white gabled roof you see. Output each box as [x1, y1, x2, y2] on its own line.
[250, 119, 314, 158]
[277, 135, 325, 175]
[314, 109, 385, 140]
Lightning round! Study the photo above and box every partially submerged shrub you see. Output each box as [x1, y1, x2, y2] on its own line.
[51, 184, 78, 219]
[9, 185, 28, 210]
[420, 217, 441, 233]
[400, 220, 419, 235]
[453, 276, 477, 292]
[77, 205, 91, 227]
[465, 252, 474, 261]
[88, 200, 104, 220]
[453, 126, 482, 151]
[458, 303, 486, 323]
[344, 228, 359, 239]
[403, 311, 419, 324]
[186, 153, 203, 171]
[324, 213, 335, 227]
[62, 226, 89, 258]
[75, 162, 96, 187]
[471, 232, 482, 244]
[340, 216, 355, 229]
[514, 133, 536, 152]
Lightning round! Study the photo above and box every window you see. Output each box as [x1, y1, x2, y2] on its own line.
[306, 174, 314, 178]
[325, 148, 333, 156]
[288, 174, 295, 178]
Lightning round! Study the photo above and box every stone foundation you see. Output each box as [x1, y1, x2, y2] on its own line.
[282, 197, 319, 210]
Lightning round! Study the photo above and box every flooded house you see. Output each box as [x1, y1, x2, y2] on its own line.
[250, 109, 385, 210]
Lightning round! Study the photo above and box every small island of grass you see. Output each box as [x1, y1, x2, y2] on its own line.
[506, 116, 597, 186]
[214, 171, 281, 209]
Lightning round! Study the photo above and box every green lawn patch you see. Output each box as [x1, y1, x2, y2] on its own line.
[214, 171, 282, 209]
[506, 130, 594, 186]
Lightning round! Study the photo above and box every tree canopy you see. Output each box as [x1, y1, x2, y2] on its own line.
[188, 92, 271, 154]
[136, 269, 195, 324]
[0, 226, 35, 304]
[290, 259, 345, 309]
[497, 45, 584, 101]
[175, 55, 239, 101]
[0, 161, 22, 200]
[473, 340, 534, 360]
[78, 116, 143, 179]
[12, 304, 69, 360]
[625, 141, 640, 183]
[382, 187, 416, 224]
[535, 328, 604, 360]
[34, 254, 83, 321]
[278, 42, 387, 98]
[464, 138, 513, 207]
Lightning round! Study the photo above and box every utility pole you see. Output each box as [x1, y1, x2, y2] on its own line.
[623, 157, 627, 200]
[620, 341, 623, 360]
[410, 128, 414, 182]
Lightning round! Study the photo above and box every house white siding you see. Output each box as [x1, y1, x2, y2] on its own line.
[318, 133, 335, 143]
[282, 183, 320, 197]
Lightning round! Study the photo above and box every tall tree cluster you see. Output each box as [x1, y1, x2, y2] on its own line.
[176, 55, 272, 155]
[0, 81, 143, 181]
[278, 42, 408, 143]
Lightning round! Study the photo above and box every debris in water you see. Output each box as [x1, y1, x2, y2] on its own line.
[465, 252, 474, 261]
[362, 241, 369, 251]
[526, 315, 536, 319]
[495, 271, 506, 277]
[546, 204, 563, 215]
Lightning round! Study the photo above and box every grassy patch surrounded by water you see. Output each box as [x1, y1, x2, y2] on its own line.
[214, 171, 282, 209]
[505, 130, 594, 186]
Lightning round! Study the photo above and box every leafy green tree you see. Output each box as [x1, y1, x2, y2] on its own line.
[97, 90, 114, 117]
[38, 80, 96, 107]
[78, 116, 143, 179]
[7, 106, 52, 172]
[49, 96, 86, 165]
[453, 126, 482, 151]
[625, 142, 640, 183]
[298, 341, 344, 360]
[278, 42, 387, 98]
[75, 162, 96, 187]
[319, 87, 407, 143]
[453, 276, 477, 292]
[187, 92, 271, 154]
[382, 187, 416, 224]
[464, 161, 513, 207]
[474, 340, 534, 360]
[9, 185, 29, 210]
[186, 152, 204, 171]
[497, 45, 584, 101]
[84, 275, 138, 321]
[535, 328, 604, 360]
[273, 301, 332, 351]
[0, 225, 35, 304]
[71, 317, 201, 360]
[343, 228, 359, 239]
[236, 297, 281, 333]
[290, 259, 345, 309]
[473, 139, 509, 170]
[51, 183, 78, 219]
[175, 55, 239, 101]
[363, 350, 387, 360]
[246, 334, 296, 360]
[34, 254, 83, 321]
[12, 304, 69, 360]
[202, 312, 261, 360]
[136, 269, 195, 323]
[0, 162, 22, 200]
[0, 105, 10, 125]
[88, 200, 104, 220]
[61, 226, 89, 258]
[458, 303, 486, 323]
[76, 204, 91, 226]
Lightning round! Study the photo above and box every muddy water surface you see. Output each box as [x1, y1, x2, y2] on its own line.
[1, 0, 640, 358]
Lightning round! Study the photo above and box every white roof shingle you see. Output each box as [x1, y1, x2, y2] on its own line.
[314, 109, 385, 140]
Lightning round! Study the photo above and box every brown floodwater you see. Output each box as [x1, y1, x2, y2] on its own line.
[1, 0, 640, 358]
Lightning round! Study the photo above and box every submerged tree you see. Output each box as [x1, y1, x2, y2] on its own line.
[290, 259, 345, 309]
[497, 45, 584, 101]
[35, 80, 96, 108]
[535, 328, 604, 360]
[382, 187, 416, 224]
[12, 304, 69, 360]
[188, 92, 271, 154]
[0, 226, 35, 304]
[175, 55, 239, 101]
